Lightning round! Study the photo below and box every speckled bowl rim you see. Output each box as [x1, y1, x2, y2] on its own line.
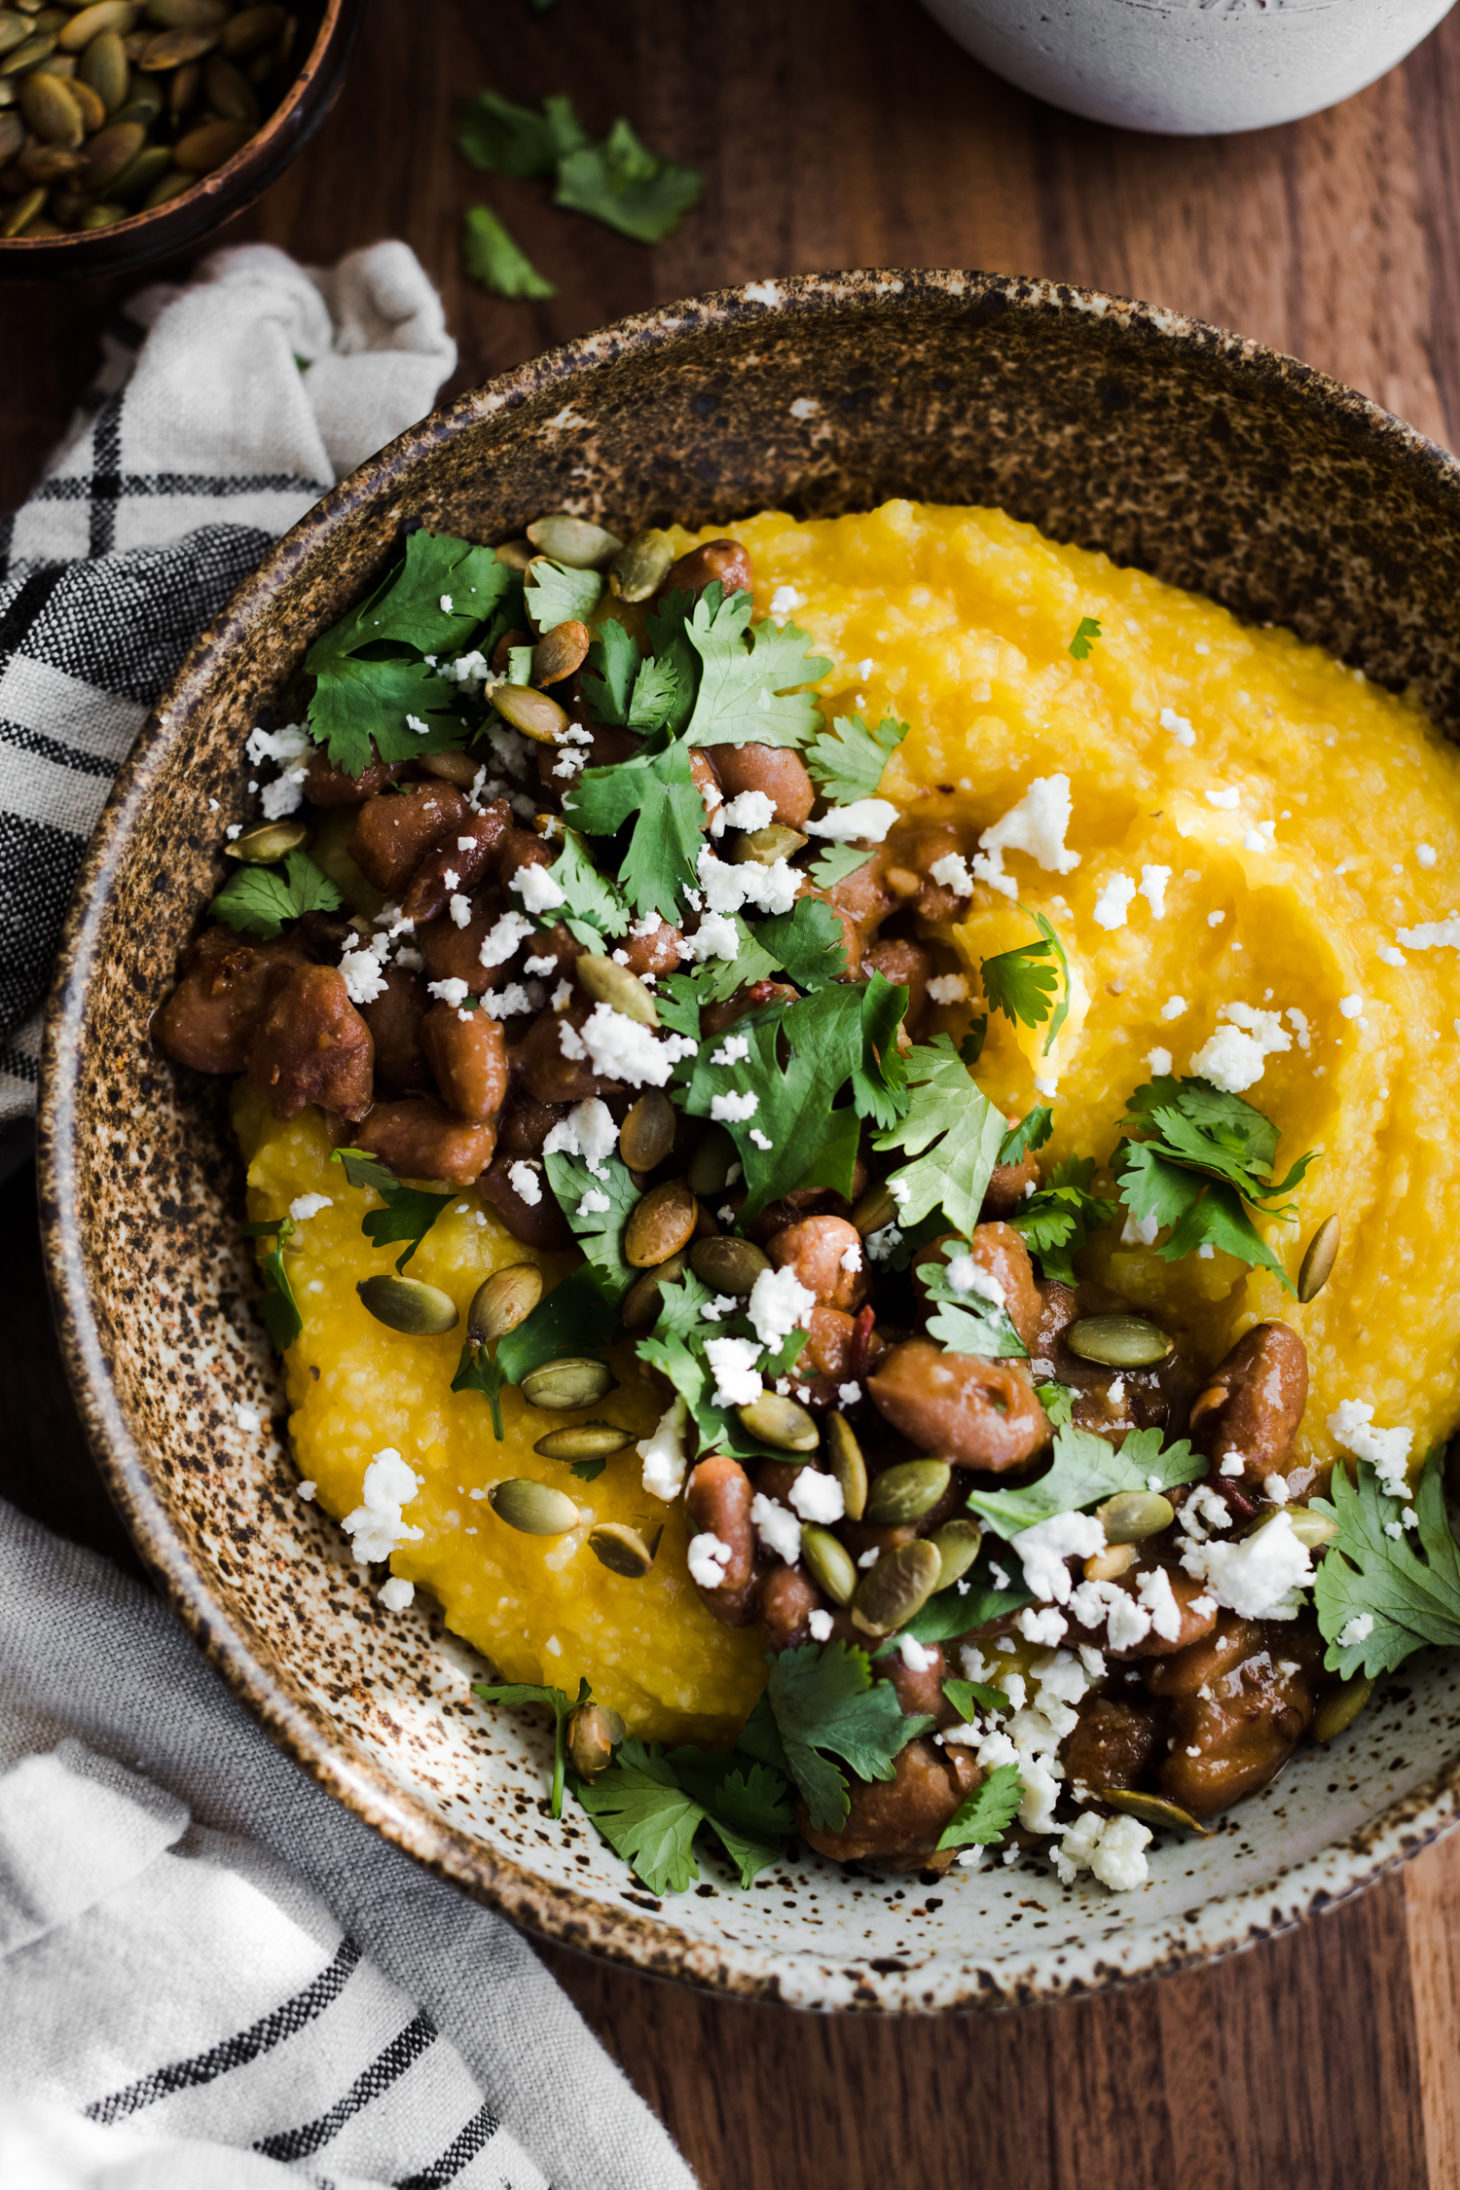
[36, 268, 1460, 2012]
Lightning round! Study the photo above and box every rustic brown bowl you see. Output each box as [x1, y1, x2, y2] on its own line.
[37, 271, 1460, 2010]
[0, 0, 357, 282]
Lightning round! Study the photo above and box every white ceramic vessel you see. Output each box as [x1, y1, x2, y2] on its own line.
[922, 0, 1458, 135]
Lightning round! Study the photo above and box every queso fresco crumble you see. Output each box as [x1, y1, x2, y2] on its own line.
[158, 499, 1460, 1900]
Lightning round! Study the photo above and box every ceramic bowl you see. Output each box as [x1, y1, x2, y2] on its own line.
[923, 0, 1457, 137]
[37, 269, 1460, 2011]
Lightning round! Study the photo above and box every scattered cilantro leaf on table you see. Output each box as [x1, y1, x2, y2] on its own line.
[765, 1641, 933, 1835]
[1011, 1157, 1119, 1287]
[682, 585, 831, 749]
[1116, 1075, 1318, 1290]
[473, 1676, 588, 1818]
[1068, 616, 1102, 662]
[936, 1764, 1025, 1852]
[569, 736, 706, 922]
[871, 1035, 1006, 1235]
[462, 205, 556, 299]
[211, 849, 341, 939]
[546, 826, 631, 948]
[942, 1676, 1011, 1720]
[554, 116, 702, 245]
[240, 1214, 302, 1351]
[524, 555, 603, 629]
[458, 87, 586, 177]
[804, 711, 908, 803]
[966, 1422, 1205, 1541]
[999, 1105, 1054, 1166]
[543, 1145, 640, 1300]
[331, 1146, 454, 1272]
[681, 984, 867, 1220]
[1313, 1448, 1460, 1677]
[920, 1244, 1028, 1358]
[575, 1735, 792, 1894]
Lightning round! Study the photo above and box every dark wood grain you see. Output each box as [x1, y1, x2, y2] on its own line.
[4, 0, 1458, 2181]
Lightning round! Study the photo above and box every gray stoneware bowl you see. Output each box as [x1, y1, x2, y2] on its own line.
[37, 270, 1460, 2011]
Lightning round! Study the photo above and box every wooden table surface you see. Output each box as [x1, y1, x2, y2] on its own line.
[6, 3, 1460, 2183]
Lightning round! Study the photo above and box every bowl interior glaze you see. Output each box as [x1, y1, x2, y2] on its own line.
[38, 271, 1460, 2010]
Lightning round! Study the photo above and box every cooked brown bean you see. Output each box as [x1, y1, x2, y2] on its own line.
[863, 936, 931, 1027]
[352, 1096, 497, 1185]
[891, 823, 975, 922]
[418, 902, 499, 998]
[684, 1455, 758, 1625]
[879, 1638, 950, 1722]
[911, 1224, 1042, 1351]
[156, 926, 300, 1074]
[400, 798, 510, 926]
[982, 1146, 1039, 1219]
[663, 538, 753, 599]
[619, 918, 684, 979]
[1187, 1321, 1309, 1486]
[1148, 1611, 1324, 1818]
[767, 1214, 868, 1312]
[477, 1151, 573, 1249]
[302, 749, 404, 806]
[494, 822, 553, 888]
[1097, 1563, 1220, 1661]
[868, 1337, 1050, 1468]
[350, 784, 469, 895]
[689, 748, 721, 814]
[515, 1003, 619, 1105]
[420, 1004, 509, 1123]
[1060, 1694, 1165, 1795]
[534, 716, 640, 795]
[799, 1736, 980, 1870]
[759, 1564, 826, 1650]
[246, 964, 373, 1123]
[712, 742, 814, 830]
[359, 965, 430, 1096]
[497, 1094, 571, 1158]
[824, 846, 894, 955]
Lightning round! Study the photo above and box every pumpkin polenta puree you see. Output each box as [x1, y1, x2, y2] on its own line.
[242, 497, 1460, 1741]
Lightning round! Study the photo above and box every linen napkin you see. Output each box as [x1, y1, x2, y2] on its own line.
[0, 244, 696, 2190]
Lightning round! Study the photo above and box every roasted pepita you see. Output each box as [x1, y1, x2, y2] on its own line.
[566, 1699, 625, 1777]
[225, 816, 307, 863]
[619, 1089, 676, 1172]
[800, 1524, 857, 1605]
[687, 1233, 770, 1296]
[865, 1458, 951, 1524]
[534, 1421, 635, 1462]
[1095, 1787, 1212, 1837]
[609, 527, 674, 602]
[531, 617, 590, 687]
[1065, 1313, 1173, 1369]
[1298, 1214, 1340, 1303]
[487, 1477, 579, 1535]
[620, 1253, 686, 1329]
[520, 1355, 616, 1410]
[356, 1274, 459, 1336]
[624, 1179, 697, 1268]
[491, 682, 567, 744]
[1096, 1489, 1174, 1543]
[1313, 1673, 1374, 1743]
[737, 1390, 819, 1453]
[824, 1411, 868, 1520]
[575, 951, 659, 1027]
[850, 1539, 942, 1638]
[468, 1262, 543, 1345]
[588, 1521, 660, 1577]
[526, 513, 621, 569]
[928, 1517, 983, 1591]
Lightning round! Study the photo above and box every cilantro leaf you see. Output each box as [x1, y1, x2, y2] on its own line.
[637, 1273, 807, 1461]
[764, 1640, 933, 1834]
[1313, 1449, 1460, 1677]
[473, 1675, 587, 1818]
[999, 1106, 1054, 1166]
[462, 205, 556, 300]
[810, 843, 874, 892]
[1011, 1157, 1118, 1287]
[211, 849, 342, 939]
[569, 737, 706, 922]
[543, 1145, 640, 1300]
[331, 1145, 454, 1272]
[681, 985, 865, 1220]
[642, 589, 700, 735]
[1116, 1075, 1318, 1290]
[804, 712, 908, 803]
[243, 1214, 302, 1351]
[524, 556, 603, 630]
[683, 586, 831, 749]
[966, 1422, 1205, 1542]
[920, 1242, 1028, 1358]
[547, 826, 631, 948]
[306, 655, 463, 776]
[1068, 616, 1102, 662]
[936, 1763, 1024, 1852]
[580, 617, 639, 723]
[900, 1563, 1035, 1644]
[575, 1739, 705, 1894]
[754, 894, 847, 991]
[627, 651, 687, 731]
[497, 1265, 621, 1383]
[337, 530, 511, 657]
[1036, 1381, 1076, 1429]
[554, 116, 702, 245]
[871, 1035, 1006, 1236]
[452, 1338, 505, 1440]
[850, 970, 910, 1131]
[981, 935, 1059, 1029]
[458, 87, 586, 177]
[656, 1746, 795, 1886]
[942, 1677, 1012, 1720]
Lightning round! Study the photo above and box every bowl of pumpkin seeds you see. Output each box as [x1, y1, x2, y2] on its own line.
[0, 0, 356, 276]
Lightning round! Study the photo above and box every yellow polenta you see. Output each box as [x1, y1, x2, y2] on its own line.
[241, 497, 1460, 1739]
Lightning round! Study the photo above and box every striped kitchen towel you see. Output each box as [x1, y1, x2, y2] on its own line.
[0, 236, 458, 1146]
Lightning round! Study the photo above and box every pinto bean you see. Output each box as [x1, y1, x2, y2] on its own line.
[1188, 1322, 1309, 1487]
[768, 1215, 869, 1312]
[663, 538, 753, 599]
[157, 926, 302, 1074]
[420, 1004, 510, 1123]
[360, 964, 430, 1095]
[864, 937, 931, 1028]
[247, 963, 373, 1122]
[868, 1337, 1050, 1469]
[619, 919, 684, 978]
[880, 1639, 950, 1722]
[825, 846, 893, 956]
[515, 1002, 619, 1104]
[1145, 1612, 1324, 1817]
[534, 717, 640, 796]
[797, 1305, 860, 1397]
[760, 1564, 826, 1650]
[982, 1147, 1039, 1219]
[417, 902, 499, 997]
[477, 1152, 572, 1248]
[350, 784, 470, 895]
[713, 743, 815, 830]
[352, 1095, 497, 1185]
[495, 823, 552, 888]
[893, 823, 974, 923]
[685, 1455, 759, 1626]
[497, 1094, 570, 1158]
[1060, 1694, 1164, 1794]
[400, 799, 510, 926]
[799, 1736, 980, 1869]
[302, 749, 404, 806]
[911, 1225, 1042, 1352]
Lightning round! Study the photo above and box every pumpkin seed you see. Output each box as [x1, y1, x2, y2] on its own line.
[488, 534, 533, 572]
[688, 1233, 770, 1296]
[21, 67, 82, 139]
[567, 1699, 625, 1777]
[0, 15, 31, 59]
[0, 106, 20, 156]
[619, 1088, 675, 1172]
[145, 0, 225, 28]
[0, 29, 57, 70]
[78, 112, 142, 184]
[58, 0, 134, 48]
[624, 1179, 697, 1268]
[928, 1517, 983, 1591]
[356, 1274, 458, 1336]
[492, 682, 567, 744]
[417, 749, 481, 789]
[620, 1252, 685, 1330]
[172, 113, 246, 166]
[225, 816, 307, 863]
[520, 1355, 616, 1410]
[609, 527, 673, 602]
[531, 617, 589, 687]
[1084, 1542, 1137, 1582]
[1096, 1489, 1174, 1543]
[219, 0, 281, 55]
[850, 1538, 942, 1638]
[112, 143, 173, 203]
[1065, 1313, 1173, 1369]
[824, 1412, 868, 1520]
[137, 24, 215, 66]
[575, 951, 659, 1027]
[167, 52, 199, 116]
[488, 1477, 579, 1535]
[111, 73, 161, 123]
[733, 823, 809, 867]
[140, 163, 188, 205]
[801, 1524, 857, 1605]
[850, 1181, 898, 1237]
[588, 1521, 660, 1577]
[686, 1123, 736, 1197]
[1314, 1673, 1374, 1744]
[1, 181, 45, 230]
[77, 194, 122, 222]
[534, 1420, 634, 1462]
[199, 46, 254, 119]
[67, 70, 104, 125]
[865, 1457, 951, 1524]
[1298, 1213, 1340, 1304]
[468, 1262, 544, 1345]
[736, 1390, 819, 1453]
[1095, 1787, 1212, 1837]
[1277, 1504, 1338, 1549]
[17, 136, 82, 177]
[526, 512, 621, 569]
[77, 23, 127, 104]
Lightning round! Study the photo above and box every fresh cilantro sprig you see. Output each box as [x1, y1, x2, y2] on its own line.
[920, 1242, 1027, 1358]
[900, 1558, 1036, 1644]
[810, 842, 877, 892]
[462, 205, 555, 298]
[804, 711, 908, 803]
[474, 1676, 587, 1818]
[1116, 1075, 1318, 1290]
[458, 88, 701, 249]
[332, 1146, 455, 1272]
[979, 908, 1071, 1054]
[575, 1735, 792, 1894]
[211, 850, 341, 939]
[1313, 1449, 1460, 1678]
[999, 1106, 1054, 1166]
[1036, 1381, 1076, 1429]
[240, 1214, 302, 1351]
[542, 1145, 640, 1300]
[754, 896, 848, 992]
[1068, 616, 1102, 661]
[459, 87, 585, 177]
[936, 1764, 1024, 1852]
[569, 737, 706, 922]
[580, 617, 688, 735]
[545, 827, 631, 949]
[1011, 1157, 1119, 1287]
[871, 1035, 1006, 1236]
[764, 1641, 933, 1835]
[681, 585, 831, 749]
[966, 1422, 1205, 1541]
[524, 556, 603, 630]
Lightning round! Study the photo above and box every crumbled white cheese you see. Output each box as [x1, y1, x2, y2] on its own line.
[711, 1089, 760, 1123]
[747, 1264, 815, 1350]
[1093, 871, 1137, 930]
[481, 983, 533, 1020]
[1160, 994, 1188, 1021]
[232, 1402, 261, 1434]
[1328, 1398, 1413, 1498]
[1339, 993, 1364, 1020]
[897, 1634, 938, 1673]
[1416, 844, 1439, 869]
[577, 1189, 611, 1218]
[378, 1576, 415, 1612]
[1337, 1612, 1374, 1648]
[750, 1493, 802, 1564]
[1134, 1564, 1183, 1641]
[1068, 1576, 1153, 1653]
[804, 797, 899, 842]
[713, 789, 774, 836]
[640, 1400, 689, 1501]
[511, 862, 564, 914]
[1120, 1207, 1161, 1247]
[1397, 915, 1460, 951]
[865, 1223, 904, 1263]
[1204, 785, 1241, 810]
[1191, 1000, 1292, 1093]
[296, 1480, 316, 1502]
[1018, 1606, 1069, 1646]
[507, 1160, 542, 1206]
[687, 1533, 733, 1587]
[769, 584, 805, 616]
[680, 911, 742, 963]
[972, 774, 1081, 897]
[839, 1240, 863, 1273]
[478, 909, 535, 967]
[1012, 1510, 1106, 1604]
[789, 1469, 846, 1524]
[288, 1193, 332, 1223]
[1182, 1510, 1313, 1619]
[341, 1449, 424, 1565]
[566, 1003, 695, 1088]
[705, 1336, 764, 1408]
[808, 1608, 834, 1641]
[1139, 864, 1172, 919]
[1263, 1473, 1290, 1505]
[543, 1097, 617, 1176]
[837, 1380, 862, 1405]
[1145, 1046, 1173, 1077]
[925, 972, 969, 1004]
[945, 1253, 1005, 1308]
[1159, 705, 1195, 747]
[1054, 1810, 1152, 1891]
[698, 845, 802, 917]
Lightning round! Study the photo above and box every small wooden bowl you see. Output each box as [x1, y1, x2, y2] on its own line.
[0, 0, 357, 282]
